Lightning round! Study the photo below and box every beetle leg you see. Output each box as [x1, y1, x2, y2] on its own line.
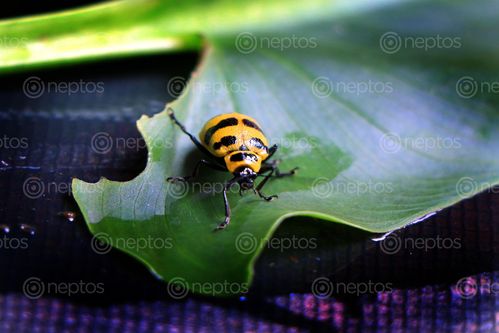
[275, 166, 299, 178]
[254, 164, 298, 200]
[216, 177, 238, 230]
[255, 189, 278, 201]
[265, 144, 278, 161]
[255, 168, 278, 201]
[259, 160, 279, 173]
[167, 107, 214, 158]
[262, 145, 299, 177]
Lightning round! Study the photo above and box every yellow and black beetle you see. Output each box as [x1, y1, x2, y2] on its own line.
[166, 108, 298, 230]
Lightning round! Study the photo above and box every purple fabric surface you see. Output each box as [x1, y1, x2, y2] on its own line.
[1, 272, 498, 333]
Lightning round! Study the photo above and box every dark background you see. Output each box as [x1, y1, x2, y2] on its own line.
[0, 1, 498, 332]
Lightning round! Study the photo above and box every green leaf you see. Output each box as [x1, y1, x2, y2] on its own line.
[0, 0, 375, 73]
[68, 0, 499, 296]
